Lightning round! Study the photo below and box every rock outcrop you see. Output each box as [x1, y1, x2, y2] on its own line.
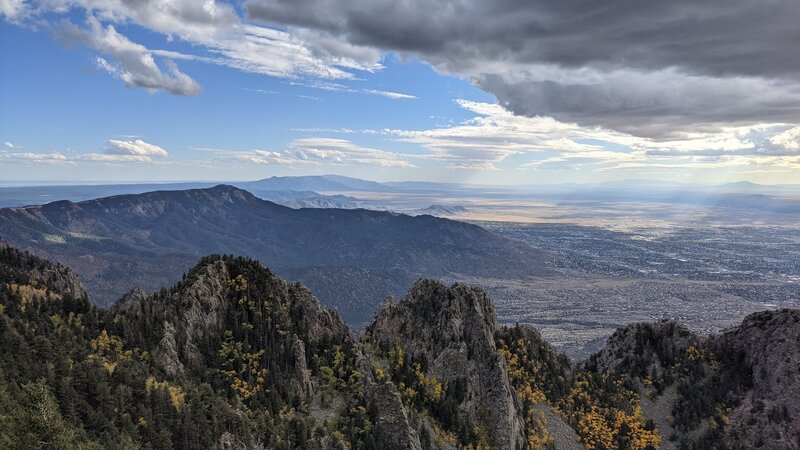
[366, 279, 527, 450]
[711, 309, 800, 449]
[363, 378, 423, 450]
[115, 287, 147, 310]
[116, 256, 353, 403]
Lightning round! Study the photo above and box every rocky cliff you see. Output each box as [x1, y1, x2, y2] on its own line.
[710, 310, 800, 449]
[116, 255, 359, 420]
[366, 280, 527, 449]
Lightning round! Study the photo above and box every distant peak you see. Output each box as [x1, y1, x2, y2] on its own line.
[39, 198, 81, 212]
[43, 199, 78, 208]
[209, 183, 239, 190]
[206, 184, 248, 194]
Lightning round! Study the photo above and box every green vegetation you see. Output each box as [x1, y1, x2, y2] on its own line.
[577, 322, 759, 450]
[498, 326, 660, 450]
[669, 344, 751, 449]
[497, 327, 570, 449]
[0, 247, 387, 449]
[373, 343, 473, 446]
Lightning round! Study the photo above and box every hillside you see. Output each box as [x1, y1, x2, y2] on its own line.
[250, 190, 360, 209]
[1, 243, 797, 449]
[0, 185, 549, 325]
[0, 244, 386, 449]
[585, 312, 800, 449]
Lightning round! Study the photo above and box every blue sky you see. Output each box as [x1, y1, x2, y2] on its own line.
[2, 1, 799, 185]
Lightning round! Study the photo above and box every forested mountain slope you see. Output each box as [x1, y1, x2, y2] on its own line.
[0, 243, 797, 449]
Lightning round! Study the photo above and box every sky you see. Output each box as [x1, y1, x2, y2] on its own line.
[1, 0, 799, 185]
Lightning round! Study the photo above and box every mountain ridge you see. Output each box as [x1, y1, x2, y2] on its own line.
[0, 185, 550, 326]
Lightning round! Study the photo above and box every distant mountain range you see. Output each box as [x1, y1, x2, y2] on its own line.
[0, 176, 378, 210]
[238, 174, 391, 192]
[2, 175, 797, 211]
[0, 185, 548, 325]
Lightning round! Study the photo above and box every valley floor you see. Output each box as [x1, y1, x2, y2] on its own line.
[447, 274, 794, 360]
[452, 220, 800, 360]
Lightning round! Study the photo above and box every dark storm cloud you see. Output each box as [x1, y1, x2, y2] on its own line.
[246, 0, 800, 137]
[475, 72, 800, 138]
[245, 0, 800, 77]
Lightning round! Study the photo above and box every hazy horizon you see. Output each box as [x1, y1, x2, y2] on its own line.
[1, 174, 799, 189]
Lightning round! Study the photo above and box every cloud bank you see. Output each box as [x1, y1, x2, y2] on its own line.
[245, 0, 800, 137]
[8, 0, 799, 139]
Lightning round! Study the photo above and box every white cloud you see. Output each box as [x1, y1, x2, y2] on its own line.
[362, 89, 416, 100]
[0, 151, 70, 164]
[0, 138, 171, 165]
[80, 138, 169, 162]
[236, 100, 800, 172]
[3, 141, 16, 149]
[78, 1, 370, 79]
[289, 137, 415, 167]
[6, 1, 426, 101]
[521, 150, 639, 171]
[104, 139, 168, 156]
[59, 17, 201, 96]
[19, 0, 379, 94]
[81, 154, 158, 163]
[446, 160, 498, 171]
[290, 80, 416, 100]
[0, 0, 26, 20]
[221, 138, 415, 168]
[384, 100, 612, 170]
[224, 149, 317, 166]
[770, 125, 800, 152]
[207, 25, 358, 80]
